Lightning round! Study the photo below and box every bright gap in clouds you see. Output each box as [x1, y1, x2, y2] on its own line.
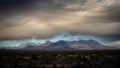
[0, 33, 102, 47]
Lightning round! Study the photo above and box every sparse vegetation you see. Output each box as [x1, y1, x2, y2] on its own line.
[0, 50, 120, 68]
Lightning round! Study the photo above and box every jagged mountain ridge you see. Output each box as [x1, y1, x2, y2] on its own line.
[22, 39, 116, 50]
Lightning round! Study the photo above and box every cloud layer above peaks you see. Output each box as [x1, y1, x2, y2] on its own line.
[0, 0, 120, 40]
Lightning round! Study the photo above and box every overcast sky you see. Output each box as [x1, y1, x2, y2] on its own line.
[0, 0, 120, 46]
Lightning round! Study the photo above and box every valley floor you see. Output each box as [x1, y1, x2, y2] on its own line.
[0, 50, 120, 68]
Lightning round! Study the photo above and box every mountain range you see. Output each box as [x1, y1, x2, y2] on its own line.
[19, 39, 116, 51]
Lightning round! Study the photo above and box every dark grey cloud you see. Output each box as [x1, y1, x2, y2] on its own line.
[0, 0, 120, 41]
[106, 2, 120, 22]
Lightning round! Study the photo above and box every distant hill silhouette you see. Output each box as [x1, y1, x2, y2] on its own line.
[20, 39, 117, 51]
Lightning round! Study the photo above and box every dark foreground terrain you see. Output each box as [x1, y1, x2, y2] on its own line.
[0, 50, 120, 68]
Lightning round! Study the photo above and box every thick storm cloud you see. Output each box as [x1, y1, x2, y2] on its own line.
[0, 0, 120, 40]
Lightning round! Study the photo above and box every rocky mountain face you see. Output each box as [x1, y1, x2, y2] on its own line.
[21, 39, 116, 50]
